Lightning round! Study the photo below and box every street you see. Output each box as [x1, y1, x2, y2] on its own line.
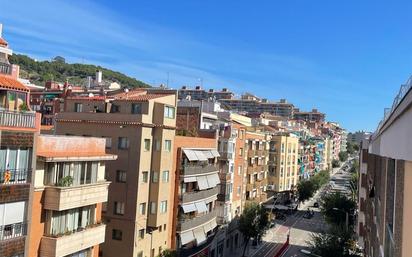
[248, 159, 355, 257]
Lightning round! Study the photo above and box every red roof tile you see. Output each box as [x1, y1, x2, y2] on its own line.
[0, 75, 29, 92]
[0, 38, 8, 46]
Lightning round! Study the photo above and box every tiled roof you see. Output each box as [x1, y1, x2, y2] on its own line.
[113, 90, 165, 101]
[0, 38, 8, 46]
[0, 75, 29, 92]
[67, 96, 109, 101]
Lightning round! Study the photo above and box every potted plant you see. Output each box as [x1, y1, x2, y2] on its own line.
[56, 176, 73, 187]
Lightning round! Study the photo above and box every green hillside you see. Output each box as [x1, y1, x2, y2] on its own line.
[9, 54, 150, 88]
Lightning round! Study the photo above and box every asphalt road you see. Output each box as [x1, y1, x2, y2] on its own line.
[281, 159, 355, 257]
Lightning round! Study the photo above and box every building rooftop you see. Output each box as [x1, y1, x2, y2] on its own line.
[0, 74, 30, 92]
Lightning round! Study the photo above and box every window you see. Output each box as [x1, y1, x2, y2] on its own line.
[162, 170, 169, 182]
[155, 140, 161, 151]
[238, 166, 242, 175]
[112, 229, 122, 240]
[164, 140, 172, 152]
[142, 171, 149, 183]
[237, 186, 241, 196]
[105, 137, 112, 149]
[150, 202, 157, 214]
[137, 252, 143, 257]
[160, 201, 167, 213]
[131, 103, 142, 114]
[114, 202, 125, 215]
[110, 104, 120, 113]
[74, 103, 83, 112]
[116, 170, 127, 183]
[139, 203, 146, 215]
[139, 229, 145, 239]
[152, 171, 159, 183]
[164, 106, 175, 118]
[47, 206, 95, 236]
[45, 162, 98, 186]
[239, 148, 243, 156]
[144, 139, 151, 151]
[118, 137, 129, 149]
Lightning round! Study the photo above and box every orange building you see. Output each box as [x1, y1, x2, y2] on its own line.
[171, 135, 222, 257]
[27, 135, 116, 257]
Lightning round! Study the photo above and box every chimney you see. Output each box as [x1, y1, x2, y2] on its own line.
[0, 24, 3, 38]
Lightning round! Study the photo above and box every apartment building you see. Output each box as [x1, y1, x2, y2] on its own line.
[357, 80, 412, 257]
[27, 135, 116, 257]
[293, 108, 325, 123]
[244, 131, 269, 204]
[178, 86, 234, 101]
[0, 24, 41, 257]
[54, 89, 177, 257]
[172, 136, 222, 257]
[219, 94, 294, 118]
[268, 133, 299, 193]
[323, 137, 333, 171]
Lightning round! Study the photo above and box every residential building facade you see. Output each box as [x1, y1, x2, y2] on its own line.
[54, 89, 177, 257]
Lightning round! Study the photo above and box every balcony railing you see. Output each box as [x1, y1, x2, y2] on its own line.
[181, 164, 218, 176]
[0, 222, 27, 241]
[181, 187, 219, 203]
[0, 110, 36, 128]
[0, 168, 31, 185]
[0, 63, 12, 75]
[178, 210, 217, 232]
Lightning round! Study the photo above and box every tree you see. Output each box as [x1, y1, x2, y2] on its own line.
[332, 159, 340, 168]
[297, 180, 316, 202]
[157, 249, 177, 257]
[238, 203, 269, 257]
[353, 144, 359, 151]
[309, 226, 362, 257]
[311, 170, 330, 189]
[346, 142, 355, 155]
[321, 192, 357, 229]
[339, 151, 348, 162]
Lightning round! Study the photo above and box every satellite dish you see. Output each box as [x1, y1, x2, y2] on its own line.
[124, 88, 129, 93]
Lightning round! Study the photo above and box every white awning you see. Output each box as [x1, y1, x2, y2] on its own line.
[204, 195, 217, 203]
[194, 151, 208, 161]
[210, 149, 220, 157]
[206, 173, 220, 187]
[182, 203, 197, 213]
[203, 222, 213, 232]
[195, 201, 208, 213]
[203, 151, 214, 159]
[184, 176, 197, 183]
[209, 219, 217, 230]
[194, 227, 206, 244]
[197, 176, 209, 190]
[180, 231, 195, 245]
[183, 149, 198, 161]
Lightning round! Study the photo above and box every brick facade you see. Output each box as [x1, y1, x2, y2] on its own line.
[0, 237, 26, 257]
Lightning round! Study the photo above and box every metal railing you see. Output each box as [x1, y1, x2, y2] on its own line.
[0, 168, 31, 184]
[0, 110, 36, 128]
[376, 76, 412, 134]
[181, 164, 218, 176]
[181, 187, 219, 203]
[178, 210, 217, 231]
[0, 222, 27, 241]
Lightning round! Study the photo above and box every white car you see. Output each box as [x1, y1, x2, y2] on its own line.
[300, 249, 311, 255]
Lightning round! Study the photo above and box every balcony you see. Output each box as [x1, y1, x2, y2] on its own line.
[44, 181, 110, 211]
[181, 187, 219, 203]
[0, 110, 37, 128]
[0, 222, 27, 241]
[178, 210, 217, 232]
[0, 63, 12, 75]
[0, 168, 31, 185]
[247, 149, 267, 157]
[40, 224, 106, 257]
[181, 164, 218, 176]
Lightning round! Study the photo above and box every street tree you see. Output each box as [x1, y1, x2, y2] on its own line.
[339, 151, 349, 162]
[157, 249, 176, 257]
[321, 192, 357, 228]
[297, 180, 316, 202]
[309, 226, 362, 257]
[239, 203, 269, 257]
[332, 159, 340, 168]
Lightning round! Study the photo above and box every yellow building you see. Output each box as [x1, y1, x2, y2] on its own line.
[268, 133, 299, 192]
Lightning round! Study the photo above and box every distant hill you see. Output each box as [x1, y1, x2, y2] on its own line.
[9, 54, 150, 88]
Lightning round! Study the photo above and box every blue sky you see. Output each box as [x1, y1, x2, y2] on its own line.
[1, 0, 411, 132]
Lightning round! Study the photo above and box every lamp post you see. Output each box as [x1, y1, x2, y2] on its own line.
[332, 207, 349, 231]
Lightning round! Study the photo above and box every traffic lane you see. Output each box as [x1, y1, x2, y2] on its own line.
[282, 245, 308, 257]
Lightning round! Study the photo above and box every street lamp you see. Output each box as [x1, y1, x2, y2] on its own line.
[332, 207, 349, 231]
